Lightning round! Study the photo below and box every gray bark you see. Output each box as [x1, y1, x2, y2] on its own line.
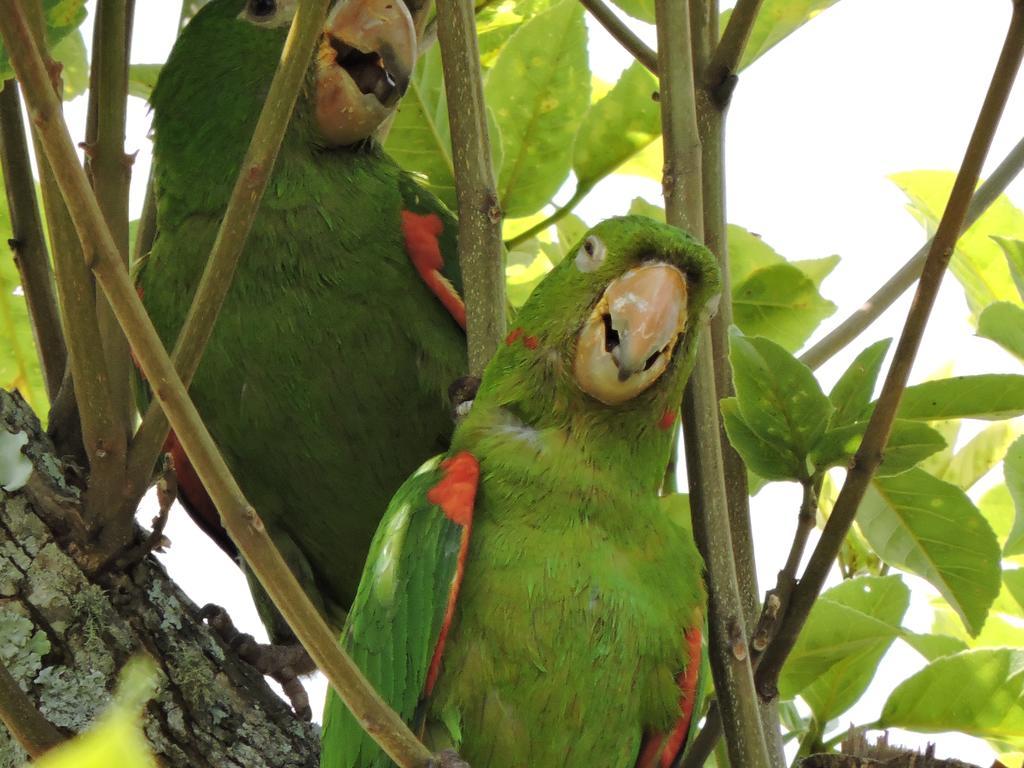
[0, 389, 319, 767]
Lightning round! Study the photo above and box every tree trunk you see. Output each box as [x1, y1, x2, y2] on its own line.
[0, 389, 318, 767]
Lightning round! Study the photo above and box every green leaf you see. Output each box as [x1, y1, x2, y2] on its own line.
[505, 238, 554, 307]
[791, 254, 840, 288]
[892, 171, 1024, 320]
[1004, 569, 1024, 616]
[779, 576, 908, 724]
[50, 29, 88, 100]
[828, 339, 892, 427]
[942, 422, 1022, 492]
[880, 648, 1024, 742]
[809, 419, 946, 477]
[0, 0, 88, 81]
[608, 0, 654, 23]
[980, 484, 1015, 551]
[899, 630, 968, 662]
[728, 225, 784, 286]
[486, 0, 590, 217]
[729, 330, 833, 479]
[628, 197, 665, 222]
[572, 61, 660, 189]
[0, 186, 48, 416]
[1006, 437, 1024, 557]
[34, 656, 159, 768]
[721, 397, 802, 480]
[732, 263, 836, 352]
[919, 419, 960, 479]
[858, 469, 1001, 636]
[127, 63, 162, 102]
[896, 375, 1024, 421]
[978, 302, 1024, 363]
[994, 236, 1024, 301]
[477, 0, 557, 68]
[725, 0, 844, 72]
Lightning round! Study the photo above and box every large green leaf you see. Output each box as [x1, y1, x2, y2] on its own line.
[978, 302, 1024, 363]
[892, 171, 1024, 321]
[724, 0, 844, 72]
[994, 236, 1024, 301]
[880, 649, 1024, 742]
[0, 181, 48, 416]
[728, 330, 833, 480]
[898, 630, 968, 662]
[127, 63, 162, 102]
[728, 226, 836, 351]
[477, 0, 557, 67]
[828, 339, 891, 427]
[810, 419, 946, 478]
[50, 29, 88, 100]
[572, 61, 660, 189]
[895, 375, 1024, 421]
[858, 469, 1001, 636]
[486, 0, 589, 218]
[780, 576, 908, 724]
[1006, 437, 1024, 557]
[607, 0, 654, 23]
[721, 396, 802, 480]
[941, 422, 1021, 492]
[0, 0, 87, 80]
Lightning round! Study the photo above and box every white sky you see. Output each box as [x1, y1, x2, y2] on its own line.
[58, 0, 1024, 764]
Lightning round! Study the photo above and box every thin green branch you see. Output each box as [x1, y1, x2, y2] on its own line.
[504, 183, 590, 248]
[0, 659, 64, 758]
[0, 8, 435, 765]
[20, 0, 124, 515]
[0, 79, 65, 401]
[800, 133, 1024, 371]
[434, 0, 506, 375]
[707, 0, 763, 106]
[131, 173, 157, 268]
[125, 0, 333, 505]
[655, 0, 769, 763]
[579, 0, 658, 75]
[83, 0, 134, 554]
[756, 0, 1024, 700]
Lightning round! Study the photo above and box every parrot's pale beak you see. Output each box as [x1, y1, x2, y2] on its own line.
[315, 0, 416, 146]
[574, 263, 689, 406]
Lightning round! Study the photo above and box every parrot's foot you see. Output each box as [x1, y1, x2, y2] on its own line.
[448, 376, 481, 421]
[200, 604, 316, 720]
[428, 749, 471, 768]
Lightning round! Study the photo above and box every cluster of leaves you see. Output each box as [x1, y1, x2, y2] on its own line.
[722, 171, 1024, 761]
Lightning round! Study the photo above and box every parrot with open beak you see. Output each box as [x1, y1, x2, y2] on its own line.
[137, 0, 468, 714]
[321, 216, 719, 767]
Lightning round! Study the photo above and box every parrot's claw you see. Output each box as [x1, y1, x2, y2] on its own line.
[200, 604, 316, 720]
[428, 749, 471, 768]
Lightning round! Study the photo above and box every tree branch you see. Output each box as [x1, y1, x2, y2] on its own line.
[0, 7, 435, 766]
[125, 0, 334, 507]
[504, 182, 590, 248]
[0, 659, 64, 758]
[434, 0, 506, 375]
[578, 0, 658, 75]
[756, 0, 1024, 700]
[83, 0, 134, 555]
[707, 0, 763, 106]
[799, 132, 1024, 371]
[655, 0, 769, 763]
[0, 79, 65, 401]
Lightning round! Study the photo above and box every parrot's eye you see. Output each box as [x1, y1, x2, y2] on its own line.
[241, 0, 296, 25]
[575, 236, 606, 273]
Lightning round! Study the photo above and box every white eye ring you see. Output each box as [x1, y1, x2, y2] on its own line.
[574, 235, 606, 273]
[239, 0, 297, 26]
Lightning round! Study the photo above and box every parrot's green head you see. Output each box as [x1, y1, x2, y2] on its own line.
[465, 216, 721, 476]
[151, 0, 420, 208]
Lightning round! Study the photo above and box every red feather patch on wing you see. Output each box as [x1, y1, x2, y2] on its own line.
[165, 432, 237, 559]
[401, 210, 467, 330]
[424, 452, 479, 695]
[635, 626, 703, 768]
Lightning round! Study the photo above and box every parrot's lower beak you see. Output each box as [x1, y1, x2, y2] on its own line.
[315, 0, 416, 146]
[574, 263, 689, 406]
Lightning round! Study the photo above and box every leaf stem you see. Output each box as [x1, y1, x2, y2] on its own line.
[434, 0, 506, 375]
[0, 7, 435, 765]
[578, 0, 658, 75]
[655, 0, 769, 763]
[755, 0, 1024, 701]
[0, 659, 64, 758]
[504, 182, 590, 248]
[707, 0, 763, 106]
[799, 133, 1024, 371]
[0, 79, 65, 401]
[125, 0, 333, 506]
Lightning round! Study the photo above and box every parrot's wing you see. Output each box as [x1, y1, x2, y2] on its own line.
[321, 451, 479, 768]
[635, 627, 704, 768]
[398, 173, 467, 330]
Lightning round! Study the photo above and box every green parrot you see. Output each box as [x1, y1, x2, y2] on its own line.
[321, 216, 721, 768]
[137, 0, 467, 690]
